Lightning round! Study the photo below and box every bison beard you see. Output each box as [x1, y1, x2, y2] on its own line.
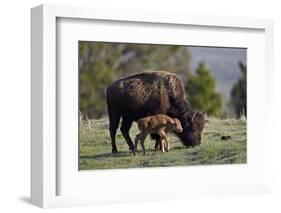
[106, 71, 205, 154]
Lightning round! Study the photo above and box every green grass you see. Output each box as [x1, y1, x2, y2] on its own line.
[79, 117, 246, 170]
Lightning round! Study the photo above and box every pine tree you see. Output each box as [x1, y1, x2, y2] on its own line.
[230, 62, 247, 118]
[186, 62, 222, 116]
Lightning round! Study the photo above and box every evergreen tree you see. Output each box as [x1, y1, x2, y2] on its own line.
[186, 62, 222, 116]
[230, 62, 247, 118]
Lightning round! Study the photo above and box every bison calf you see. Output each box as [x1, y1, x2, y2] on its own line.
[134, 114, 183, 155]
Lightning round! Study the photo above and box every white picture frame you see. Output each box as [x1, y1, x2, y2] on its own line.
[31, 4, 274, 208]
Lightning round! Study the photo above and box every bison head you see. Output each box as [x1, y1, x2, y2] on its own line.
[177, 111, 205, 147]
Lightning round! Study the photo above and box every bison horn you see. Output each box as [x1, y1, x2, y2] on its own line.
[191, 112, 197, 122]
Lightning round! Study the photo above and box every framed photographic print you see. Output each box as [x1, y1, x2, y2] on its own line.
[31, 4, 274, 208]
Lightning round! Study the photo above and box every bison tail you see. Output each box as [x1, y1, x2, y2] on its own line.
[106, 86, 122, 128]
[106, 87, 111, 109]
[106, 87, 114, 113]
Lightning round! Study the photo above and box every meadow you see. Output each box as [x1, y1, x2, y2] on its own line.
[79, 117, 246, 170]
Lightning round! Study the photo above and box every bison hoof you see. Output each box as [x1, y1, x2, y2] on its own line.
[112, 149, 118, 154]
[129, 146, 135, 152]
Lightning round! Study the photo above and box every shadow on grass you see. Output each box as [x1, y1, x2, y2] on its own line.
[80, 151, 130, 160]
[80, 149, 150, 159]
[80, 148, 172, 160]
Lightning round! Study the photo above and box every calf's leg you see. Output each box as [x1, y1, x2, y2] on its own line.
[163, 136, 170, 152]
[134, 133, 141, 155]
[139, 133, 148, 155]
[160, 137, 165, 152]
[159, 129, 167, 153]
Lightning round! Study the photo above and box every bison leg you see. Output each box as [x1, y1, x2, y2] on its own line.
[154, 138, 159, 151]
[120, 118, 135, 151]
[108, 110, 121, 154]
[151, 134, 162, 151]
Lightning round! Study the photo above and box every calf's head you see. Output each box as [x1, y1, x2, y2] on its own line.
[171, 118, 183, 133]
[178, 112, 205, 147]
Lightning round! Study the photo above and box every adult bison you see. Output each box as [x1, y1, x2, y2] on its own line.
[106, 71, 205, 153]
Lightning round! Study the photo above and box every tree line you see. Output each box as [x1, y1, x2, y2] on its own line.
[79, 41, 246, 119]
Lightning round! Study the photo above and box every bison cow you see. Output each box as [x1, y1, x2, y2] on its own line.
[106, 71, 205, 154]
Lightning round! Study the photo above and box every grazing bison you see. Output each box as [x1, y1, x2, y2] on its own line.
[106, 71, 205, 154]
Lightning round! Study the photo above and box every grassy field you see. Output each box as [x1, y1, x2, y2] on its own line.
[79, 117, 246, 170]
